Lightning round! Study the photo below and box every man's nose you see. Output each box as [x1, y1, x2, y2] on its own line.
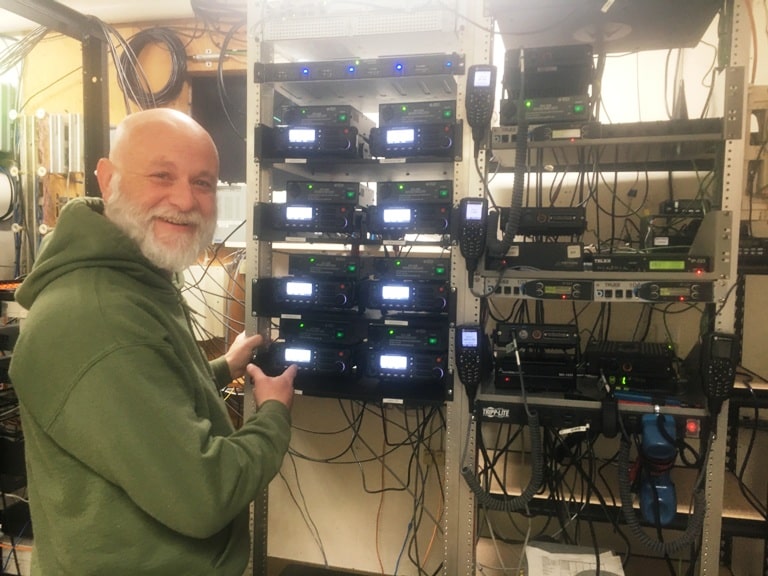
[168, 180, 198, 211]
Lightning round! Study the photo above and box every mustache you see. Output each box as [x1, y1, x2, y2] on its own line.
[151, 210, 206, 226]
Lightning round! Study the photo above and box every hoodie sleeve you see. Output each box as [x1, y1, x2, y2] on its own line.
[45, 343, 291, 539]
[210, 356, 234, 388]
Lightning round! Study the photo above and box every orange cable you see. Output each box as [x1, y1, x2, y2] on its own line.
[375, 433, 385, 575]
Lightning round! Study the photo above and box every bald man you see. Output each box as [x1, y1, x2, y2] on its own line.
[10, 108, 295, 575]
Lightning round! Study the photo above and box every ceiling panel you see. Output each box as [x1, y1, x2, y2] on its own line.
[0, 0, 194, 34]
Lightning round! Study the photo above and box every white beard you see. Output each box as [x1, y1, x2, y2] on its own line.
[103, 175, 216, 273]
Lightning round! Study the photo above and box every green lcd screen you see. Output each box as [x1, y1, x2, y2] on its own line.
[649, 260, 686, 271]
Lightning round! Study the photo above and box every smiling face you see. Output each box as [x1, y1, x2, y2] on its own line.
[97, 109, 220, 273]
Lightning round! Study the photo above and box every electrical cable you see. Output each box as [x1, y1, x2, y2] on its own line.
[215, 21, 247, 141]
[0, 25, 47, 77]
[279, 452, 329, 566]
[119, 27, 188, 109]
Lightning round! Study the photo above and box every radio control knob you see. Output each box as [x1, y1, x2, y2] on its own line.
[438, 297, 448, 310]
[334, 361, 347, 373]
[432, 367, 445, 379]
[335, 293, 348, 306]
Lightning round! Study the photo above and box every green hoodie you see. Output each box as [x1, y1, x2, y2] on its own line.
[9, 197, 290, 575]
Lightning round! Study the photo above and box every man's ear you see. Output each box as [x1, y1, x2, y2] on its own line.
[95, 158, 114, 200]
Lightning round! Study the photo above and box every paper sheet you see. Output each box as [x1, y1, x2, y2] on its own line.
[525, 544, 625, 576]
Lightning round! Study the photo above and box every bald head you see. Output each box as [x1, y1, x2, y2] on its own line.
[109, 108, 219, 173]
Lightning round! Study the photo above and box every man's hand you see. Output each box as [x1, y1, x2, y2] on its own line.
[225, 331, 265, 380]
[247, 363, 296, 410]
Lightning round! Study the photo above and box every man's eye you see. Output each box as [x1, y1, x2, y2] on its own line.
[194, 180, 215, 191]
[149, 173, 174, 182]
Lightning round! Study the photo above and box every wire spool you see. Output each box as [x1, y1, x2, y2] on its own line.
[119, 27, 187, 109]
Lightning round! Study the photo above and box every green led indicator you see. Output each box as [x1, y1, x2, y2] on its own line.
[428, 337, 438, 345]
[395, 260, 402, 267]
[338, 113, 348, 122]
[435, 266, 446, 275]
[347, 264, 357, 272]
[346, 190, 356, 199]
[388, 329, 396, 336]
[299, 322, 305, 329]
[621, 376, 628, 386]
[573, 104, 585, 113]
[398, 184, 405, 190]
[335, 331, 345, 339]
[401, 105, 408, 112]
[443, 109, 453, 118]
[307, 183, 314, 190]
[439, 189, 449, 197]
[525, 100, 533, 109]
[309, 257, 316, 263]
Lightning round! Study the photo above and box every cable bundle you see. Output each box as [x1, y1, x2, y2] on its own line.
[118, 27, 188, 109]
[0, 25, 48, 77]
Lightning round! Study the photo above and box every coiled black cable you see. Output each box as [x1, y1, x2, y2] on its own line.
[461, 411, 545, 512]
[119, 27, 187, 109]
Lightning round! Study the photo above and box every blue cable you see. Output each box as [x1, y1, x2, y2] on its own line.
[393, 520, 413, 575]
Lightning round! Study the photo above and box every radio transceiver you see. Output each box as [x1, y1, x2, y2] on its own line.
[368, 321, 449, 350]
[286, 180, 374, 205]
[268, 342, 359, 376]
[362, 280, 449, 313]
[252, 277, 357, 315]
[494, 323, 579, 347]
[367, 205, 451, 235]
[288, 254, 361, 278]
[365, 350, 447, 381]
[369, 123, 460, 159]
[370, 257, 450, 281]
[379, 101, 456, 126]
[377, 180, 453, 204]
[254, 203, 357, 235]
[279, 316, 367, 345]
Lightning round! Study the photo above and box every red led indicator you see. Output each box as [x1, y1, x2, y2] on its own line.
[685, 419, 700, 436]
